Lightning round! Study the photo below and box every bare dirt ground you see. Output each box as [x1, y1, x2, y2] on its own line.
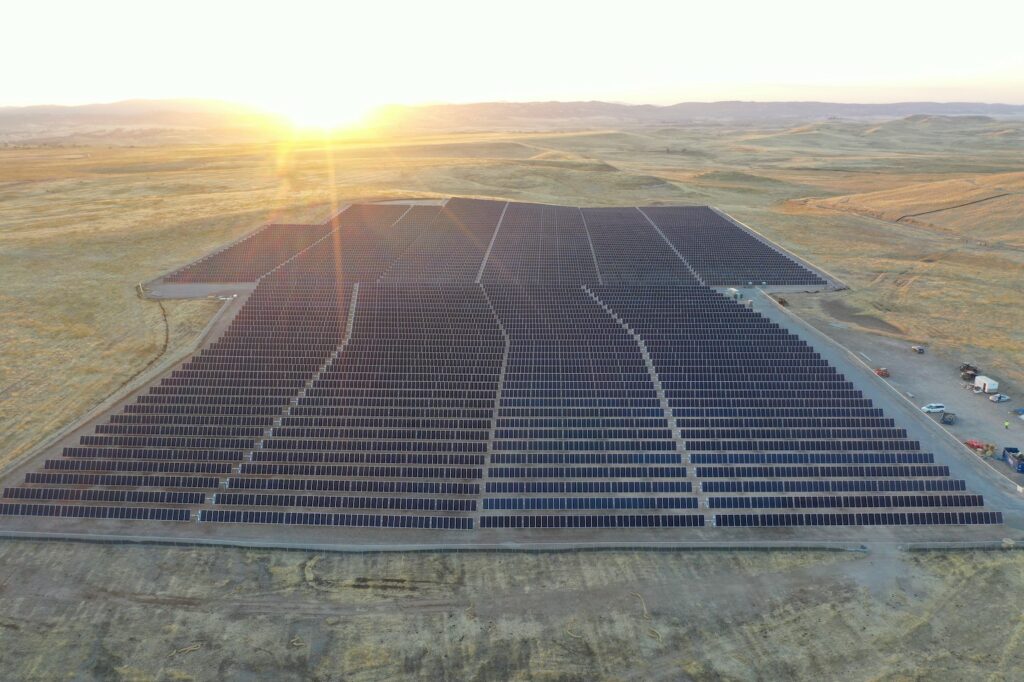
[0, 540, 1022, 681]
[783, 290, 1024, 488]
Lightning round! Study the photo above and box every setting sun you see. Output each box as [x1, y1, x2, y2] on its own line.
[270, 95, 379, 130]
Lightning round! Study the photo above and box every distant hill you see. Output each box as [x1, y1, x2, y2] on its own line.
[377, 100, 1024, 131]
[0, 99, 288, 145]
[3, 98, 1024, 145]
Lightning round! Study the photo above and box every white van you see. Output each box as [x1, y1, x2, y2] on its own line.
[921, 403, 945, 413]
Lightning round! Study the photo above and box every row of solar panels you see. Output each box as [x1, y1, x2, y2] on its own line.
[0, 504, 1000, 531]
[3, 488, 982, 511]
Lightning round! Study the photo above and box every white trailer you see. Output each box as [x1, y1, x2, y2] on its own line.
[974, 375, 999, 393]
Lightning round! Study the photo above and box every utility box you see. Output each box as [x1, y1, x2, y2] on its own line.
[974, 375, 999, 393]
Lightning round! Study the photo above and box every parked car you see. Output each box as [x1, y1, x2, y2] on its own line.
[874, 368, 890, 377]
[940, 412, 957, 425]
[989, 393, 1010, 403]
[921, 403, 946, 413]
[911, 345, 926, 354]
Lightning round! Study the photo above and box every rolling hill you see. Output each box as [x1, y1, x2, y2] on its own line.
[808, 171, 1024, 245]
[4, 98, 1024, 145]
[377, 101, 1024, 131]
[0, 99, 288, 145]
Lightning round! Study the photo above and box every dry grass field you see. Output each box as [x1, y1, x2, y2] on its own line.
[0, 540, 1022, 680]
[808, 171, 1024, 243]
[2, 117, 1024, 679]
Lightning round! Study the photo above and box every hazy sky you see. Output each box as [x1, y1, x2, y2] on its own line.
[5, 0, 1023, 125]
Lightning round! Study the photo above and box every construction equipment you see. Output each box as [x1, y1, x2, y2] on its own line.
[874, 367, 890, 378]
[940, 412, 957, 425]
[911, 345, 926, 354]
[965, 439, 997, 456]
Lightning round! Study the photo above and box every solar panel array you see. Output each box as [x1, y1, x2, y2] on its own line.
[479, 284, 702, 529]
[379, 199, 504, 283]
[640, 206, 827, 286]
[164, 223, 339, 283]
[582, 207, 699, 285]
[482, 203, 599, 286]
[2, 199, 1001, 534]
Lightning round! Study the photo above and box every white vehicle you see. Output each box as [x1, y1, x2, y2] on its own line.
[921, 403, 945, 413]
[989, 393, 1010, 403]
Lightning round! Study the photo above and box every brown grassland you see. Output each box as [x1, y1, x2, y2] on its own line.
[1, 541, 1022, 681]
[1, 117, 1023, 679]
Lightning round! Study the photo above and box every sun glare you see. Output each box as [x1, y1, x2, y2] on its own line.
[275, 97, 379, 131]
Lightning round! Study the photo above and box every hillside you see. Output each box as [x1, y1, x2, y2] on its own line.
[4, 99, 1024, 146]
[804, 172, 1024, 246]
[377, 101, 1024, 132]
[0, 99, 287, 145]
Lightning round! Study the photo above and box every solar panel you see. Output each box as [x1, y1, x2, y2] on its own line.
[3, 199, 1001, 533]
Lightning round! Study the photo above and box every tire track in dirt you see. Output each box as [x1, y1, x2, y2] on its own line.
[896, 192, 1016, 222]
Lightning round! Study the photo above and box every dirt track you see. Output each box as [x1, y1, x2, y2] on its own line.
[0, 540, 1021, 681]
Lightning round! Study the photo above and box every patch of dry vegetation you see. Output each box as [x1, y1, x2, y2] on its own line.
[0, 540, 1021, 680]
[809, 171, 1024, 244]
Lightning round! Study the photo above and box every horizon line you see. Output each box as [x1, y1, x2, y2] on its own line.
[4, 97, 1024, 111]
